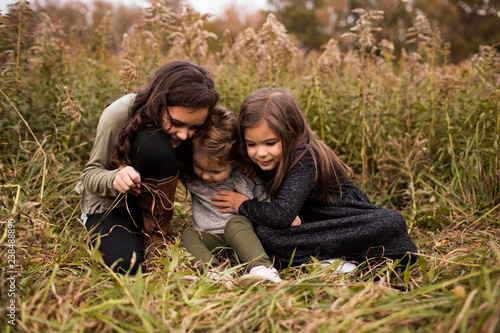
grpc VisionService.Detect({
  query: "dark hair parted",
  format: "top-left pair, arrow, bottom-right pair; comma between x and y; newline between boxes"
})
192,105 -> 238,164
112,61 -> 220,166
238,88 -> 351,202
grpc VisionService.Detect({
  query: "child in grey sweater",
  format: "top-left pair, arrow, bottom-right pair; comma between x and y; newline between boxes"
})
180,106 -> 281,283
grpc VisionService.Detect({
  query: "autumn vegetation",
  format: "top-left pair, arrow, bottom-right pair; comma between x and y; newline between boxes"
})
0,0 -> 499,332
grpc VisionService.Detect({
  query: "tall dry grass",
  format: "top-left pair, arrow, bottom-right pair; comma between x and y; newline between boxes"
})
1,1 -> 499,332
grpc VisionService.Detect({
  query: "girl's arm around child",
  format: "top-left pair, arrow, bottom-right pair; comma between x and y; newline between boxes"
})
213,147 -> 317,229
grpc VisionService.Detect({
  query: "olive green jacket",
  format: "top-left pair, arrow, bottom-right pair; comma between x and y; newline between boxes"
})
75,94 -> 136,216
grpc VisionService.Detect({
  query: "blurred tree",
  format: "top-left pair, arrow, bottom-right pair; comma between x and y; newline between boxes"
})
411,0 -> 500,62
208,4 -> 267,36
268,0 -> 329,50
33,0 -> 89,35
213,5 -> 246,36
204,5 -> 267,53
112,3 -> 145,42
268,0 -> 500,62
0,1 -> 35,81
30,0 -> 144,53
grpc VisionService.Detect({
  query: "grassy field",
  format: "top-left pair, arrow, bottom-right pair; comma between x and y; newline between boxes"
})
1,2 -> 499,332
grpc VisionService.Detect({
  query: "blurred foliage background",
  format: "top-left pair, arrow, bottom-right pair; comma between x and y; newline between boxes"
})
0,1 -> 499,331
3,0 -> 499,62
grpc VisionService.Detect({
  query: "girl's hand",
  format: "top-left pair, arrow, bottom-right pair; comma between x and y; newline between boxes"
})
291,216 -> 302,226
211,191 -> 250,214
113,165 -> 141,196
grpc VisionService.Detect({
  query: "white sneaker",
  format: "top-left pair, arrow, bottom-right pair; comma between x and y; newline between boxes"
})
206,270 -> 233,282
202,270 -> 234,289
180,270 -> 234,287
180,274 -> 198,281
240,265 -> 282,285
321,258 -> 357,273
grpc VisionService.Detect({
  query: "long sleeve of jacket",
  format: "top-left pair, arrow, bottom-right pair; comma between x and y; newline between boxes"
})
79,94 -> 135,212
81,95 -> 135,197
238,150 -> 316,229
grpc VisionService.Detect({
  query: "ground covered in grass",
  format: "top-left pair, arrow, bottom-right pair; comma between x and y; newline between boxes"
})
0,184 -> 498,332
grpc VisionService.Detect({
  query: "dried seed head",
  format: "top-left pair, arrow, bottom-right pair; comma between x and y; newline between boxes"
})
227,13 -> 299,81
219,29 -> 233,61
378,133 -> 429,177
136,0 -> 180,63
318,38 -> 342,74
378,39 -> 395,59
343,9 -> 384,50
29,13 -> 67,72
401,48 -> 427,92
232,27 -> 264,65
94,11 -> 114,51
119,59 -> 141,92
62,98 -> 84,122
171,4 -> 218,61
121,33 -> 131,58
406,14 -> 443,57
258,13 -> 298,61
343,49 -> 362,80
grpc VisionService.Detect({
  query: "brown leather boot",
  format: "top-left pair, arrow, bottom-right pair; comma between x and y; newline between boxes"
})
136,172 -> 179,250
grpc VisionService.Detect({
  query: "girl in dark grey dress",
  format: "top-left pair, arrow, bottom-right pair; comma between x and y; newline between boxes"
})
212,88 -> 418,269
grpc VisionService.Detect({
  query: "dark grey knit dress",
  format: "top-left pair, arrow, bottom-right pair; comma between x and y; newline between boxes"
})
238,148 -> 418,267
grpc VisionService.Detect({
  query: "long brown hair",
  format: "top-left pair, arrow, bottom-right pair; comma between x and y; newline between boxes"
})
238,88 -> 351,202
192,105 -> 237,164
112,61 -> 220,166
178,106 -> 238,180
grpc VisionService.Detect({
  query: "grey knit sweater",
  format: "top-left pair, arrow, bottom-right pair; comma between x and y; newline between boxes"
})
185,169 -> 268,234
239,148 -> 418,266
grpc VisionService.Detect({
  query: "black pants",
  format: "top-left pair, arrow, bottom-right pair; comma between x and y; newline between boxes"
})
85,130 -> 177,274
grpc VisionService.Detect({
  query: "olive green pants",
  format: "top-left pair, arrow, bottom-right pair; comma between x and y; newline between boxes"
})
180,215 -> 272,273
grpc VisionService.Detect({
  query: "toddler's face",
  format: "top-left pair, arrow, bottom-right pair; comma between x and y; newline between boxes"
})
193,154 -> 232,186
244,120 -> 283,171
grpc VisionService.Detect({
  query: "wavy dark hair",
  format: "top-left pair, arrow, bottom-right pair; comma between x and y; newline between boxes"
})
112,61 -> 220,167
238,88 -> 351,203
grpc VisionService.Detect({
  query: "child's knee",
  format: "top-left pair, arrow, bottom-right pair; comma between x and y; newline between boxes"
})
180,230 -> 200,247
224,215 -> 253,235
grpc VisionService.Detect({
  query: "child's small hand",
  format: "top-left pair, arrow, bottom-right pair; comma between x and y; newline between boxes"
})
211,191 -> 250,214
113,165 -> 141,196
291,216 -> 301,226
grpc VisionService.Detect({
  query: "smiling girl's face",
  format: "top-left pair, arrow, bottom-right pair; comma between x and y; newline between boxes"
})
162,106 -> 208,148
244,120 -> 283,171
